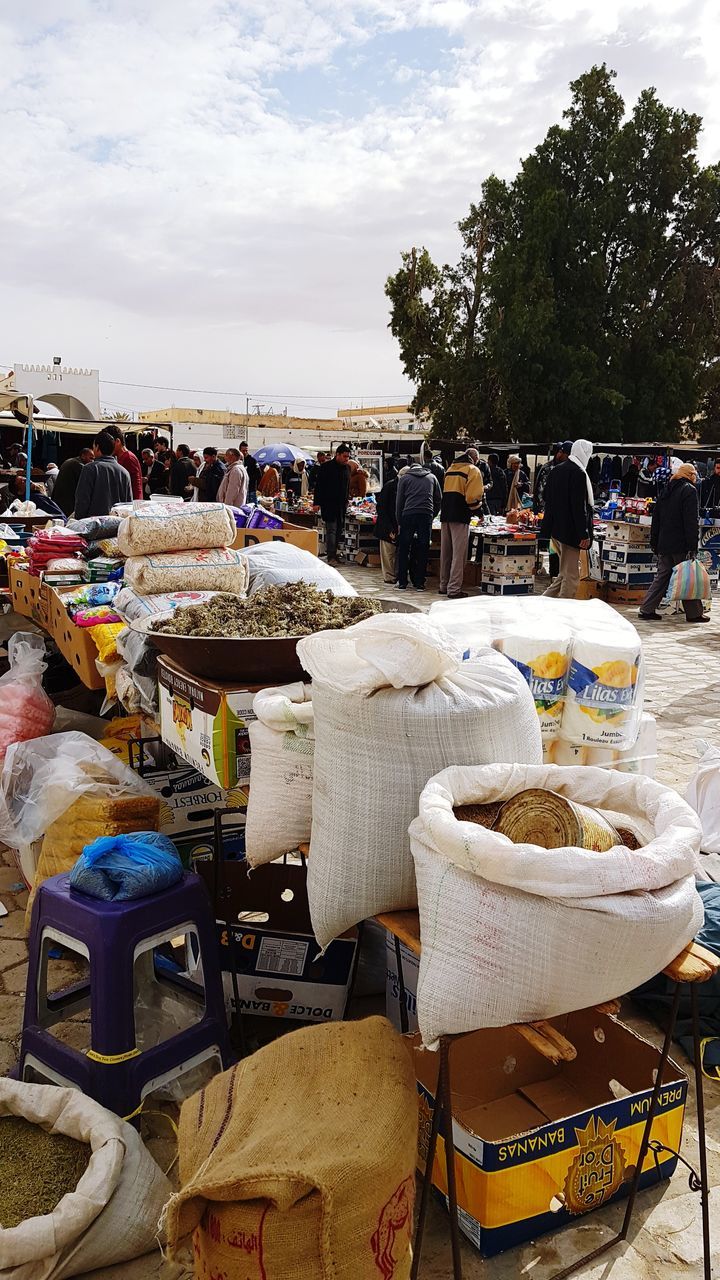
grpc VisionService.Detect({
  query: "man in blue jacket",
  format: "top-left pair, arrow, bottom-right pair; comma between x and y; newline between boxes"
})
395,460 -> 442,590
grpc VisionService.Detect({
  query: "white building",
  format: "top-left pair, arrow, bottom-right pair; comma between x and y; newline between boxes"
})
7,363 -> 100,421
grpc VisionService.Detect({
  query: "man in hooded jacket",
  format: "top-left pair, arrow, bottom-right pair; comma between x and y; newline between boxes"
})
541,439 -> 595,599
639,463 -> 707,623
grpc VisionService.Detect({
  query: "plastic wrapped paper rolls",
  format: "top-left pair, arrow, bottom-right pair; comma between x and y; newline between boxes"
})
546,712 -> 657,777
496,625 -> 572,743
562,630 -> 642,750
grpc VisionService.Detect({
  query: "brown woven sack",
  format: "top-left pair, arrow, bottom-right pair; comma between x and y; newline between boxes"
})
166,1016 -> 418,1279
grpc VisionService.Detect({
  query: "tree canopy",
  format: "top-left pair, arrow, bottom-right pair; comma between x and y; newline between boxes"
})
386,65 -> 720,444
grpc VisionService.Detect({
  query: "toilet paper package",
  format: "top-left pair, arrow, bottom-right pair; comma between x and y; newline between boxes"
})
562,629 -> 642,750
545,712 -> 657,776
496,625 -> 573,742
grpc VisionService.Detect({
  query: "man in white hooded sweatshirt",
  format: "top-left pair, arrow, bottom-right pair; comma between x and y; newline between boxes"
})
540,439 -> 595,598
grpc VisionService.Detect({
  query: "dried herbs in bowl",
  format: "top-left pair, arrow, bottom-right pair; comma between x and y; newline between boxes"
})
150,582 -> 381,639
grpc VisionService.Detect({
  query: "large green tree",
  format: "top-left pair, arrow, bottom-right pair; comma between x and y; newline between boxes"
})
386,65 -> 720,444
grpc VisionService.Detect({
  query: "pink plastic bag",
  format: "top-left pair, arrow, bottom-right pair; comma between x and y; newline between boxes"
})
0,634 -> 56,761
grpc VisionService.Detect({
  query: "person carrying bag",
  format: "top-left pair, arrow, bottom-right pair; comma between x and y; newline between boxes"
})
639,462 -> 709,623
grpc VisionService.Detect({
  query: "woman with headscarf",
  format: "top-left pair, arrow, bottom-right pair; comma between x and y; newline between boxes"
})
286,458 -> 310,501
258,464 -> 281,498
505,454 -> 529,512
540,439 -> 595,598
639,463 -> 707,623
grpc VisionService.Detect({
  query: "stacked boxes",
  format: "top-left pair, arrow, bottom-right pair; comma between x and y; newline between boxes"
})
601,522 -> 655,593
481,535 -> 536,596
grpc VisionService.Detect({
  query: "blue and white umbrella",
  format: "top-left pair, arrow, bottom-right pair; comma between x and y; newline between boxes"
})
253,443 -> 313,467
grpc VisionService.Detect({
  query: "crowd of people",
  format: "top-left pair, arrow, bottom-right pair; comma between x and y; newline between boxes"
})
1,431 -> 718,623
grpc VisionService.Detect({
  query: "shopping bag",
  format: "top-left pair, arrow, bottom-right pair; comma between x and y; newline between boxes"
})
667,557 -> 711,601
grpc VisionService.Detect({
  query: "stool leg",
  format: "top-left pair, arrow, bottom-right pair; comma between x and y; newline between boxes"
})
411,1066 -> 443,1280
438,1037 -> 463,1280
690,984 -> 712,1280
550,983 -> 682,1280
395,935 -> 409,1036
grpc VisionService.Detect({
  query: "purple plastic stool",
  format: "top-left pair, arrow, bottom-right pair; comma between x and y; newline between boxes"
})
19,870 -> 233,1119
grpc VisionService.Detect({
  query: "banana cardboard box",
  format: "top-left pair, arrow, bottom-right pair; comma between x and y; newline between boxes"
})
412,1012 -> 687,1258
100,715 -> 249,865
157,656 -> 262,789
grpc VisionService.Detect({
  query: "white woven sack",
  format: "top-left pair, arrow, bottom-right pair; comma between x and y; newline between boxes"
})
297,615 -> 542,949
245,683 -> 314,865
410,763 -> 705,1049
0,1079 -> 171,1280
117,503 -> 236,556
123,547 -> 249,596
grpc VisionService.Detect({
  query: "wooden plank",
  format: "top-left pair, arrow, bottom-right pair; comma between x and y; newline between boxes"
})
375,909 -> 421,957
663,941 -> 720,984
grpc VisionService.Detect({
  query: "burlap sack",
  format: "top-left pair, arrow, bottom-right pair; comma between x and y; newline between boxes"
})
165,1017 -> 418,1279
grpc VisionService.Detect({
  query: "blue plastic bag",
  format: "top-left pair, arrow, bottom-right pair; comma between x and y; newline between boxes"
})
69,830 -> 182,901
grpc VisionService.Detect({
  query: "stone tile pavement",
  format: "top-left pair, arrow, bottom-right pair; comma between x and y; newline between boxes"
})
0,569 -> 719,1277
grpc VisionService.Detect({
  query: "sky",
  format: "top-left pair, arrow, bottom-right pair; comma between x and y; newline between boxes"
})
0,1 -> 718,419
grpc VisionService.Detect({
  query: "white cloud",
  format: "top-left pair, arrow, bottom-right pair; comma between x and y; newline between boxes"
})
0,0 -> 715,415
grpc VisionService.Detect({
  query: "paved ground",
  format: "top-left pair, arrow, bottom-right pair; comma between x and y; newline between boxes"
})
1,570 -> 719,1278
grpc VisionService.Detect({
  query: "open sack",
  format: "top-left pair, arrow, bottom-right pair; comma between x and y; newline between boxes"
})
0,1080 -> 170,1280
410,763 -> 704,1049
297,614 -> 542,950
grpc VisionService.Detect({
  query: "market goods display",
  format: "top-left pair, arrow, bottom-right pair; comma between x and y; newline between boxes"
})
0,1116 -> 90,1228
297,613 -> 542,949
564,628 -> 641,749
0,732 -> 160,919
165,1017 -> 417,1280
240,540 -> 357,596
0,1079 -> 171,1280
151,582 -> 379,638
123,546 -> 249,596
0,634 -> 55,762
409,763 -> 704,1048
429,595 -> 644,750
494,788 -> 622,850
27,528 -> 86,576
496,624 -> 573,742
245,683 -> 314,865
117,501 -> 236,556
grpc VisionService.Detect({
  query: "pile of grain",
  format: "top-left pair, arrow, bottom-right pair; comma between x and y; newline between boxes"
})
151,582 -> 380,639
0,1115 -> 91,1227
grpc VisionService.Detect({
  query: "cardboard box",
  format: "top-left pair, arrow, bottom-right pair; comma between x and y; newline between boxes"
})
481,579 -> 534,595
604,567 -> 655,585
101,720 -> 250,865
48,588 -> 105,690
157,656 -> 261,789
482,553 -> 537,576
385,934 -> 420,1033
412,1012 -> 687,1258
603,522 -> 652,546
234,517 -> 318,555
9,562 -> 51,627
483,538 -> 536,558
602,544 -> 656,566
197,856 -> 358,1023
575,580 -> 608,600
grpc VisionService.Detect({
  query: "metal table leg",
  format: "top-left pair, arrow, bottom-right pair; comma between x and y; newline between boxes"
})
691,984 -> 712,1280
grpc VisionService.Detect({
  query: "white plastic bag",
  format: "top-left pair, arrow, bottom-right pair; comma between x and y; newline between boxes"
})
244,683 -> 314,866
0,1079 -> 171,1280
410,763 -> 704,1048
239,542 -> 357,596
0,731 -> 159,851
686,739 -> 720,854
297,615 -> 542,949
0,633 -> 56,761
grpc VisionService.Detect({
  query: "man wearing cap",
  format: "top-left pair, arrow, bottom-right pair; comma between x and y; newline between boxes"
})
314,443 -> 351,564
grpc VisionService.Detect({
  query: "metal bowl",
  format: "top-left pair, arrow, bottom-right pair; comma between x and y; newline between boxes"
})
141,595 -> 421,684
